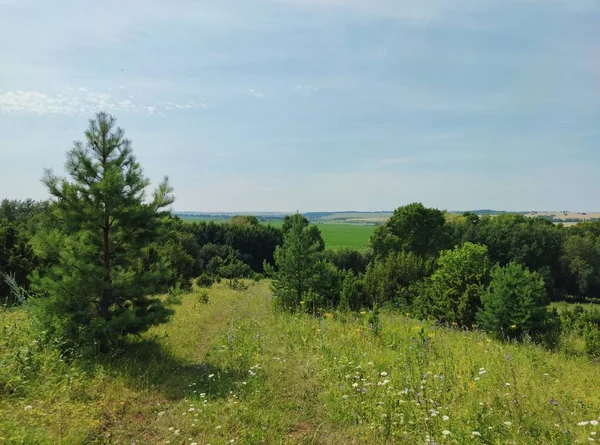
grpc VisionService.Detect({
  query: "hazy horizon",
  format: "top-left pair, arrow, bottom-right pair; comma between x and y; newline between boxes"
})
1,0 -> 598,212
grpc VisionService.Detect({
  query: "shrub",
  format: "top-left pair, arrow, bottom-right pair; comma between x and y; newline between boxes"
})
339,271 -> 363,311
477,262 -> 554,343
195,273 -> 214,288
197,289 -> 210,305
363,251 -> 434,309
412,243 -> 490,327
584,325 -> 600,358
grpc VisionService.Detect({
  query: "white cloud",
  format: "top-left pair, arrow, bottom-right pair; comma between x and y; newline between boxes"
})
0,89 -> 207,115
247,88 -> 266,99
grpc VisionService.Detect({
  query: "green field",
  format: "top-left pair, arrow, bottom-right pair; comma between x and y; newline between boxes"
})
262,221 -> 374,250
180,217 -> 375,250
3,281 -> 600,443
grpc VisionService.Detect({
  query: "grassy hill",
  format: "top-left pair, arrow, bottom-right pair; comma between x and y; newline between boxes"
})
2,282 -> 600,443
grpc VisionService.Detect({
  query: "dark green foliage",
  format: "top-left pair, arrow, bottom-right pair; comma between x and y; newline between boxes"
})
456,215 -> 565,297
412,243 -> 490,327
195,273 -> 214,288
282,214 -> 325,251
324,248 -> 370,275
363,251 -> 435,309
477,263 -> 554,343
197,288 -> 210,304
219,255 -> 252,289
0,199 -> 47,303
272,217 -> 324,311
370,203 -> 449,258
188,221 -> 282,273
30,112 -> 175,350
339,271 -> 364,311
560,234 -> 600,298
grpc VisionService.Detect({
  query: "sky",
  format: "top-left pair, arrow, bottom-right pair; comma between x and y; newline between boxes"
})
0,0 -> 599,213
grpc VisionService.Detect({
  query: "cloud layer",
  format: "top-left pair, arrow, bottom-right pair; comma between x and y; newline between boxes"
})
0,88 -> 206,115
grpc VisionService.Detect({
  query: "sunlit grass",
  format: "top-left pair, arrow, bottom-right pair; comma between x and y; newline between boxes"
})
2,282 -> 600,443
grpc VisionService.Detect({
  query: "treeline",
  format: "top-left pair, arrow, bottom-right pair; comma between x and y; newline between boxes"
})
269,203 -> 600,353
2,112 -> 600,356
0,203 -> 281,298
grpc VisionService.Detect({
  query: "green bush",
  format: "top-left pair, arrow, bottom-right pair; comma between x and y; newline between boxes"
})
477,262 -> 555,344
584,325 -> 600,358
339,271 -> 363,311
197,289 -> 210,305
195,273 -> 214,288
412,242 -> 490,327
363,251 -> 434,309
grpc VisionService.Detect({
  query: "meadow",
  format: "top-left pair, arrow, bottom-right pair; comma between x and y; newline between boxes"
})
2,281 -> 600,444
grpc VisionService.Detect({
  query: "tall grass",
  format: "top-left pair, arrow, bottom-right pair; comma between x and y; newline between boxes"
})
1,282 -> 599,443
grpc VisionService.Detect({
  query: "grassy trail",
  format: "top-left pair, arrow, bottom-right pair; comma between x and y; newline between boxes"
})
3,282 -> 600,443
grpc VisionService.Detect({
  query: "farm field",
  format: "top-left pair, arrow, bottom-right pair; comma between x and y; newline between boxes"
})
2,281 -> 600,444
180,217 -> 375,250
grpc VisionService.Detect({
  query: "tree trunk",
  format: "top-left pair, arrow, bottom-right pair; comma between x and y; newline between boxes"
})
99,215 -> 111,320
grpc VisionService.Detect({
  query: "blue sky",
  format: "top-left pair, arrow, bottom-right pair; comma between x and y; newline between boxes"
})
0,0 -> 599,212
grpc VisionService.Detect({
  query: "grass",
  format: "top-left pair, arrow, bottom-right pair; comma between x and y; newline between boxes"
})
2,282 -> 600,443
180,216 -> 375,250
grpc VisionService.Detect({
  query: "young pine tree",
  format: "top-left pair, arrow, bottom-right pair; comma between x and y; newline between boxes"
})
477,262 -> 556,344
272,216 -> 324,311
31,112 -> 175,350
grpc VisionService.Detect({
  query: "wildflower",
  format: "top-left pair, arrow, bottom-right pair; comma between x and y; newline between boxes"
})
158,411 -> 166,416
360,311 -> 367,315
324,313 -> 333,319
300,300 -> 305,305
504,383 -> 511,387
510,324 -> 517,329
442,415 -> 450,421
442,430 -> 451,436
591,421 -> 599,426
380,372 -> 388,377
208,374 -> 215,379
589,439 -> 595,442
549,398 -> 559,406
200,393 -> 206,398
352,383 -> 359,388
342,395 -> 349,400
174,430 -> 181,435
168,427 -> 174,431
479,368 -> 487,375
504,422 -> 512,426
249,370 -> 256,376
471,431 -> 481,437
579,422 -> 590,426
216,425 -> 222,429
24,405 -> 33,411
451,322 -> 458,327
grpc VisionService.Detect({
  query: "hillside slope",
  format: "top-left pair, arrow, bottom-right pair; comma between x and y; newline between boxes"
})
2,282 -> 600,443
